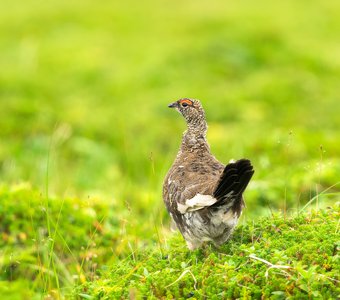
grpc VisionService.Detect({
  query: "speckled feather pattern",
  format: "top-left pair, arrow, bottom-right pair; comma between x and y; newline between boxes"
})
163,99 -> 254,250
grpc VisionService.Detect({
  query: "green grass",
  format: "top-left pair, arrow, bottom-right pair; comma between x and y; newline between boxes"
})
73,206 -> 340,299
0,0 -> 340,298
0,185 -> 339,299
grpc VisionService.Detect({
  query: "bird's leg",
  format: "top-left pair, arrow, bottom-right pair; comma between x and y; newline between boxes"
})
186,240 -> 202,251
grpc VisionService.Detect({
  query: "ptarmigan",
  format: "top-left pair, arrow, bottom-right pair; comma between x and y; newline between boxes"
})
163,98 -> 254,250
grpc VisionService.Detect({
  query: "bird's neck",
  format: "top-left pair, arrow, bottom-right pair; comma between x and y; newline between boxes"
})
181,121 -> 209,152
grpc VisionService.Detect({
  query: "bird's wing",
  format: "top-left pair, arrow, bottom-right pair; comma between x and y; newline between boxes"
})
175,180 -> 218,214
174,159 -> 254,215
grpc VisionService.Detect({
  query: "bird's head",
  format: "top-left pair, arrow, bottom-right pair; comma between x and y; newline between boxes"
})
168,98 -> 206,129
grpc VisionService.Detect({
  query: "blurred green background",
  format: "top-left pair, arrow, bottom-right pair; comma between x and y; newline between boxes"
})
1,0 -> 340,215
1,0 -> 340,297
1,0 -> 340,216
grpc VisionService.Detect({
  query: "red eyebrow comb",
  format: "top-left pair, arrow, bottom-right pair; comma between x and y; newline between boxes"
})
179,99 -> 193,106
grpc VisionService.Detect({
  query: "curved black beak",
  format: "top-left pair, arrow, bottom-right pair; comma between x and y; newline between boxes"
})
168,102 -> 178,108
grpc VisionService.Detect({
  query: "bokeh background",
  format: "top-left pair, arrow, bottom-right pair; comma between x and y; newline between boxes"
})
0,0 -> 340,297
2,0 -> 339,212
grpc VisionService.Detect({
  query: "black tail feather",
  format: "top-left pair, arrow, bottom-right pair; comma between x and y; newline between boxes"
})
212,159 -> 254,208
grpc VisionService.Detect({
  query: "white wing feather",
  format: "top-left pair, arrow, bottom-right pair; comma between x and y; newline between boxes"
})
177,193 -> 218,214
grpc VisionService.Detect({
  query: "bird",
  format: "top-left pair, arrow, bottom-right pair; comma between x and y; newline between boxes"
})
163,98 -> 254,250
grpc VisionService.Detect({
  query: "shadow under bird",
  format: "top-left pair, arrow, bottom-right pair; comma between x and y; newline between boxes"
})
163,98 -> 254,250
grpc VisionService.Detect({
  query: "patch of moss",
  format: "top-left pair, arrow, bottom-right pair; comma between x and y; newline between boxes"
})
73,206 -> 339,299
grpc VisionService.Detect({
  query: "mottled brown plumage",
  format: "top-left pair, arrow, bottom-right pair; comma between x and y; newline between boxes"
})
163,98 -> 254,250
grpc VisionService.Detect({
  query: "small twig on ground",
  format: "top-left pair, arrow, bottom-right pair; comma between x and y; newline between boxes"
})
249,254 -> 291,279
317,273 -> 340,283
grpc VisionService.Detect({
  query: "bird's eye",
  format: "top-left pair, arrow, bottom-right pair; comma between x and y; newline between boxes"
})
181,103 -> 188,107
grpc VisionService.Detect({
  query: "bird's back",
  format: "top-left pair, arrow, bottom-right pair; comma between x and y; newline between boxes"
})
163,149 -> 224,211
